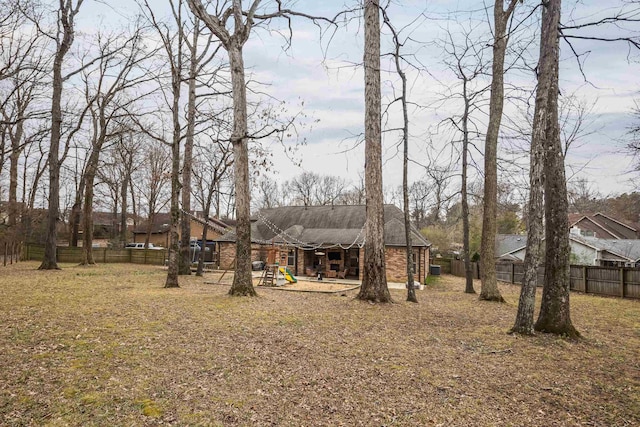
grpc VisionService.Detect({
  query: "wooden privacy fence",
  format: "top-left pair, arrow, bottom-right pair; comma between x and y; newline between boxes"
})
24,245 -> 167,265
0,240 -> 22,266
449,259 -> 640,300
431,257 -> 453,274
450,259 -> 481,279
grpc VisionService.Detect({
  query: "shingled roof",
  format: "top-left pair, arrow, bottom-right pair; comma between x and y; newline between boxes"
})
216,205 -> 431,248
495,234 -> 527,257
568,212 -> 639,239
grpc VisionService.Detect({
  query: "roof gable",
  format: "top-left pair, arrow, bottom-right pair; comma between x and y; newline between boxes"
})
495,234 -> 527,256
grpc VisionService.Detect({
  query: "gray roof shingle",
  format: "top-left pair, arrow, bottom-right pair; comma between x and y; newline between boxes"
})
217,205 -> 430,248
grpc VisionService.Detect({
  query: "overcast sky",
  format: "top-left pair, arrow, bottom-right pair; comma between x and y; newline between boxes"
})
90,0 -> 640,199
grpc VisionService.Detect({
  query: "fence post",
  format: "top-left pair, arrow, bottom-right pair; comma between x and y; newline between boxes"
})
510,263 -> 515,284
103,248 -> 107,264
583,266 -> 588,294
620,267 -> 625,298
3,242 -> 6,266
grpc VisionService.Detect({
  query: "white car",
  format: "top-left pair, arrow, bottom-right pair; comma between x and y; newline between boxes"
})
125,243 -> 163,250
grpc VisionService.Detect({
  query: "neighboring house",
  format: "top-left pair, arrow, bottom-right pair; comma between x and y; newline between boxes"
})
0,204 -> 55,244
568,212 -> 640,239
72,211 -> 138,247
495,234 -> 640,267
132,212 -> 229,248
570,235 -> 640,267
215,205 -> 432,283
495,234 -> 528,262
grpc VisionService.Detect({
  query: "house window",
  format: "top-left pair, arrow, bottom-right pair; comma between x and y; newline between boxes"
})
287,249 -> 295,266
412,252 -> 417,274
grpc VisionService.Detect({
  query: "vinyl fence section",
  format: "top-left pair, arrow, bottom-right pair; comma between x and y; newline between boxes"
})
25,245 -> 167,266
449,259 -> 640,300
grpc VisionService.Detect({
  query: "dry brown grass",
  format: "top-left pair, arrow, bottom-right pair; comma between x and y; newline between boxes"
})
1,262 -> 639,426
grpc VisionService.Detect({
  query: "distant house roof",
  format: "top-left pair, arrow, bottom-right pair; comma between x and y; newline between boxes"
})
568,212 -> 639,239
497,233 -> 640,263
216,205 -> 431,248
133,211 -> 230,235
495,234 -> 527,258
572,235 -> 640,262
133,212 -> 172,234
181,211 -> 230,235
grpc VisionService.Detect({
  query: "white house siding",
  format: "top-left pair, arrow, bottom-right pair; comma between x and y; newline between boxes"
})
569,240 -> 598,265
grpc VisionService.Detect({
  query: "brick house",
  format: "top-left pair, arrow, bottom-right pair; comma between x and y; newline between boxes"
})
216,205 -> 431,283
132,212 -> 229,248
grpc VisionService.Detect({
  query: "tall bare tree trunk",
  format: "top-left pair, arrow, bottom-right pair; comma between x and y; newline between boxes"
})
81,156 -> 99,265
227,42 -> 255,296
511,122 -> 544,334
8,116 -> 23,228
382,8 -> 415,302
534,0 -> 579,338
164,62 -> 182,288
69,190 -> 83,247
479,0 -> 518,301
179,26 -> 200,276
510,1 -> 554,335
357,0 -> 390,303
120,170 -> 130,245
461,78 -> 475,294
401,82 -> 416,304
40,1 -> 82,270
188,0 -> 258,296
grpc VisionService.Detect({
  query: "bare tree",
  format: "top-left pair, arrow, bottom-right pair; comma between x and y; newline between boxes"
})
38,0 -> 84,270
192,134 -> 233,276
188,0 -> 343,296
534,0 -> 579,338
288,171 -> 320,207
178,6 -> 222,275
441,20 -> 490,294
139,0 -> 188,287
380,6 -> 416,302
628,101 -> 640,172
357,0 -> 390,303
254,177 -> 281,209
187,0 -> 263,296
80,27 -> 152,265
337,173 -> 365,206
408,180 -> 430,230
1,5 -> 48,234
96,130 -> 140,245
315,175 -> 347,206
1,66 -> 46,229
510,2 -> 555,335
479,0 -> 520,302
136,140 -> 171,248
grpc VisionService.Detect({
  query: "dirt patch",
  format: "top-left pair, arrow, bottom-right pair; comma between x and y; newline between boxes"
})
1,262 -> 639,426
259,279 -> 360,293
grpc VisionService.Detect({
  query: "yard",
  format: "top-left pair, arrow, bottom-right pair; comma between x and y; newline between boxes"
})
1,262 -> 639,426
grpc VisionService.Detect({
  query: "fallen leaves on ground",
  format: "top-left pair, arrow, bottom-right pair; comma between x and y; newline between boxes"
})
0,262 -> 638,426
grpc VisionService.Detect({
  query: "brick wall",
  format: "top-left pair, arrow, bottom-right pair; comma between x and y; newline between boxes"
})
218,242 -> 279,269
220,242 -> 430,282
218,242 -> 235,268
384,246 -> 429,283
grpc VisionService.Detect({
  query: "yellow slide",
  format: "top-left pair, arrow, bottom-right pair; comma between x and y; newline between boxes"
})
279,267 -> 297,283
